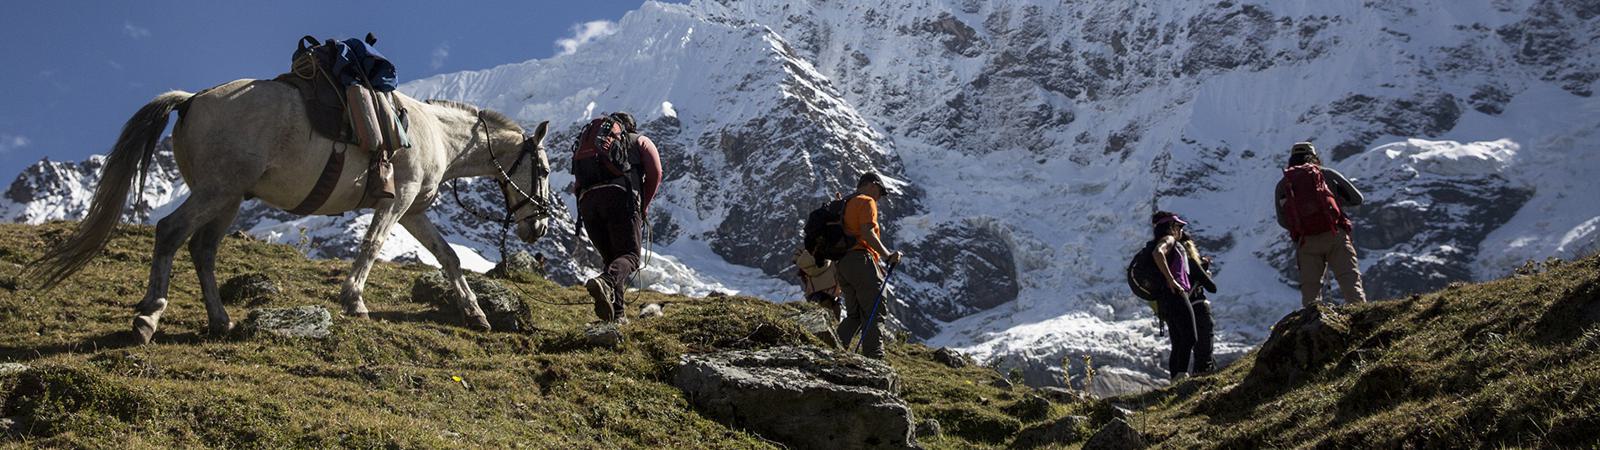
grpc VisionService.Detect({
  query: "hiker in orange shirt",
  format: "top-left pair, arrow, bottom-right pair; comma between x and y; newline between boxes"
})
835,172 -> 902,359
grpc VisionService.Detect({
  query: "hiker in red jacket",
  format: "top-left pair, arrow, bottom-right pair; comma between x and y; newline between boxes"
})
1275,142 -> 1367,308
573,112 -> 662,322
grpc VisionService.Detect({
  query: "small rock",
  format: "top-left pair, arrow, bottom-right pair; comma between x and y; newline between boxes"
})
916,418 -> 943,438
0,362 -> 27,376
1012,415 -> 1090,448
1003,394 -> 1052,421
584,323 -> 624,348
411,272 -> 530,332
219,273 -> 280,306
1083,418 -> 1146,450
228,230 -> 256,241
990,376 -> 1015,390
639,303 -> 664,319
1110,405 -> 1136,421
933,347 -> 969,368
787,309 -> 839,348
241,306 -> 332,339
1037,386 -> 1088,404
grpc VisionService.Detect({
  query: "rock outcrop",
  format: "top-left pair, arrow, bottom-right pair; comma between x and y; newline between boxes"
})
672,346 -> 916,449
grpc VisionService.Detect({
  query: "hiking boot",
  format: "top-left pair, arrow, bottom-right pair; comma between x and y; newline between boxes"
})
585,276 -> 616,321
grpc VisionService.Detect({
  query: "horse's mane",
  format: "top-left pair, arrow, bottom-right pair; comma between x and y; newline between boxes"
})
425,99 -> 523,134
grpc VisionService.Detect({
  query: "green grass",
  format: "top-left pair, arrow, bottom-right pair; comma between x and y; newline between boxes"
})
0,223 -> 1102,449
1127,253 -> 1600,448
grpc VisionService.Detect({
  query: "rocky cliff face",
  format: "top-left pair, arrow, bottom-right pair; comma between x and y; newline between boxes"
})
4,0 -> 1596,386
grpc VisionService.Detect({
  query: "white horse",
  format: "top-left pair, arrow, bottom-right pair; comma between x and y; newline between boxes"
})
30,79 -> 556,343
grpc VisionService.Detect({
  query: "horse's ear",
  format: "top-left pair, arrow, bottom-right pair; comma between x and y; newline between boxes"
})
531,121 -> 550,145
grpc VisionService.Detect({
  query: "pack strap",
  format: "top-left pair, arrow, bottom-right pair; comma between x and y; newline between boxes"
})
289,147 -> 346,215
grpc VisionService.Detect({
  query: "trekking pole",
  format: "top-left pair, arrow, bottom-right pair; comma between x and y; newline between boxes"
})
853,261 -> 899,353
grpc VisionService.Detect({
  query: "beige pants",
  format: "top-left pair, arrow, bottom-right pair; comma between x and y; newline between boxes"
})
1296,231 -> 1368,307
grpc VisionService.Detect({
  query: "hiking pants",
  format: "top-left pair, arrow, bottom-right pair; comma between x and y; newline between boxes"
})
579,187 -> 641,316
1159,290 -> 1213,378
1296,231 -> 1368,307
835,250 -> 886,358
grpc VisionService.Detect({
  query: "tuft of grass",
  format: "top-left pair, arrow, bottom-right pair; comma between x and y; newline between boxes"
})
0,223 -> 1105,448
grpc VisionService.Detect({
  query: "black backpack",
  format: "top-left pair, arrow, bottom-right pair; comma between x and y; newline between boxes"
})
571,117 -> 638,192
803,198 -> 855,263
1126,240 -> 1164,311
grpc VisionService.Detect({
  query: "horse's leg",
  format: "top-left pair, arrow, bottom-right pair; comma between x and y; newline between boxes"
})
398,212 -> 490,330
133,194 -> 234,344
338,200 -> 406,319
189,196 -> 243,335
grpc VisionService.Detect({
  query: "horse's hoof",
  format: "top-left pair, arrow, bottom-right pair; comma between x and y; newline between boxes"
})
207,321 -> 235,336
132,315 -> 158,345
466,314 -> 491,332
345,310 -> 370,320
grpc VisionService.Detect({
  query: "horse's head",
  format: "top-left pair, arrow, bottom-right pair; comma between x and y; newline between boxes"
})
502,120 -> 553,243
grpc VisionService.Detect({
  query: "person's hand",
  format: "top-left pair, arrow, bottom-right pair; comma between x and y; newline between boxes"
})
1167,279 -> 1183,294
886,251 -> 903,266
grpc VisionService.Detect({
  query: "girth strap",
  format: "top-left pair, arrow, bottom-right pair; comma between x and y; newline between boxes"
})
290,149 -> 346,215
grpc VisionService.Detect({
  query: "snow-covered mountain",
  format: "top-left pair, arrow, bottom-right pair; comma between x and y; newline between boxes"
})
6,0 -> 1598,391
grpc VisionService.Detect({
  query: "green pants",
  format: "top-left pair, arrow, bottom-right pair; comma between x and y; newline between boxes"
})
835,250 -> 886,358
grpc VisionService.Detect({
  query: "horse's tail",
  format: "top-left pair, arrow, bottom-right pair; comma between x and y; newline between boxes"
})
30,90 -> 193,291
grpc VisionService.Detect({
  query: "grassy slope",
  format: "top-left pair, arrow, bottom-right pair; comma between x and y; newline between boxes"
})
0,223 -> 1100,449
1129,253 -> 1600,448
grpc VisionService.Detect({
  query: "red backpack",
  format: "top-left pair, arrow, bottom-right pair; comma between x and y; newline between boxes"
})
570,116 -> 637,192
1278,163 -> 1351,241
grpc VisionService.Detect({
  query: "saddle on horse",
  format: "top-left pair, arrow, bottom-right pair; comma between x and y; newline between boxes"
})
273,34 -> 410,206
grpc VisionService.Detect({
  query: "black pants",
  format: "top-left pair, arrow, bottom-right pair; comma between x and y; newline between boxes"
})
578,187 -> 641,314
1160,290 -> 1216,377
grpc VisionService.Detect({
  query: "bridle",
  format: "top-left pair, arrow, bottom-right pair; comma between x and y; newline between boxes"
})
450,112 -> 559,232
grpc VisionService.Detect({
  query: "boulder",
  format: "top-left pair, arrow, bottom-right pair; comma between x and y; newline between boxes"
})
933,347 -> 969,368
411,272 -> 530,332
787,309 -> 839,348
584,323 -> 624,348
219,273 -> 279,306
1245,304 -> 1351,387
487,251 -> 543,281
673,346 -> 916,449
1011,415 -> 1090,449
1083,418 -> 1145,450
0,362 -> 27,376
241,306 -> 332,339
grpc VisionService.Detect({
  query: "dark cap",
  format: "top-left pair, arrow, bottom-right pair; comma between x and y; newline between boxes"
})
1290,142 -> 1317,157
857,172 -> 898,195
608,112 -> 636,133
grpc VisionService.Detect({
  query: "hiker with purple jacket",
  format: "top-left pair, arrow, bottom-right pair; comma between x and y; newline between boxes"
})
1149,211 -> 1216,379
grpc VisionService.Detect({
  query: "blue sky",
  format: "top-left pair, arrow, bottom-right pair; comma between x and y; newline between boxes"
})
0,0 -> 663,178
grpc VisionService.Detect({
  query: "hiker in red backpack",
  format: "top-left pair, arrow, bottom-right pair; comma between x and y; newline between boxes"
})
1275,142 -> 1367,308
572,112 -> 663,322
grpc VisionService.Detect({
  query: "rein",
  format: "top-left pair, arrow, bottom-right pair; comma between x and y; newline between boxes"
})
447,112 -> 559,251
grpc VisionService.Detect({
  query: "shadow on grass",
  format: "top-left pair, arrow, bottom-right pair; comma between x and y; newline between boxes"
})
0,330 -> 137,361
